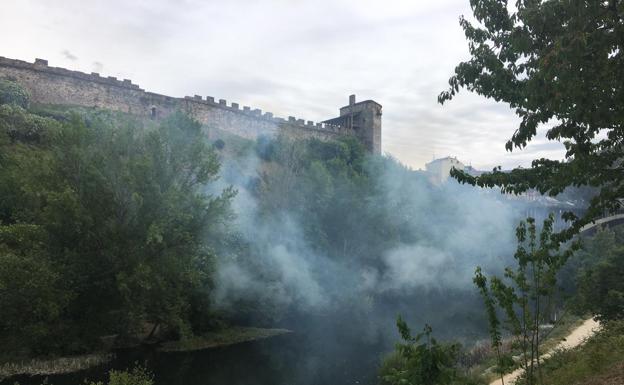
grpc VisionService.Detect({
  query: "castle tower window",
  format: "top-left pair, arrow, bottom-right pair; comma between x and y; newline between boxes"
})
150,107 -> 157,118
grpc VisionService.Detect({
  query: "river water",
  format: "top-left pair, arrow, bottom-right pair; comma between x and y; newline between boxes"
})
4,330 -> 386,385
4,291 -> 490,385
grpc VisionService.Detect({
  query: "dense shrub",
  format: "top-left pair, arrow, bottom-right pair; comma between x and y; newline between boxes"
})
0,105 -> 233,356
379,316 -> 484,385
574,228 -> 624,322
0,79 -> 29,108
89,366 -> 154,385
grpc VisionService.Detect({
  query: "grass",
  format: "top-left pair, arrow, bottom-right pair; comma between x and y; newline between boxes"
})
378,350 -> 488,385
468,313 -> 587,384
0,353 -> 114,382
158,326 -> 292,352
517,320 -> 624,385
539,312 -> 587,353
463,338 -> 518,384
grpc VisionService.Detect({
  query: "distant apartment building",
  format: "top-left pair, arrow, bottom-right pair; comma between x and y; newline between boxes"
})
425,156 -> 465,185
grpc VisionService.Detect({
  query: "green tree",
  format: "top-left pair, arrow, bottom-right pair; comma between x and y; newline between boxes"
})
474,215 -> 578,385
439,0 -> 624,241
0,86 -> 234,355
473,267 -> 511,385
256,135 -> 382,261
574,228 -> 624,322
0,249 -> 70,355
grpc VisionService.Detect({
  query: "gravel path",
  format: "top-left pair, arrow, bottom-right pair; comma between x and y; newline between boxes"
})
488,318 -> 601,385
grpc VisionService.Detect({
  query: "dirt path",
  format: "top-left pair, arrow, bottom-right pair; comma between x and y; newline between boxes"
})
488,318 -> 601,385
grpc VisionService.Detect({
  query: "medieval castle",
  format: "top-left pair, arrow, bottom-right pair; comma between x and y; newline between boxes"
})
0,56 -> 382,153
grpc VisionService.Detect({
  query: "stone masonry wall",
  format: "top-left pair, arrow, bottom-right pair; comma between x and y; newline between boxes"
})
0,56 -> 352,144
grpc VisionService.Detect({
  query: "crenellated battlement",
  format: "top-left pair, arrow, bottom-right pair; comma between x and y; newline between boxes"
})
180,93 -> 347,134
0,56 -> 144,91
0,56 -> 381,152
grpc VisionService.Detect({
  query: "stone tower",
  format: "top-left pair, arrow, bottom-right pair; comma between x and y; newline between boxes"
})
323,95 -> 382,154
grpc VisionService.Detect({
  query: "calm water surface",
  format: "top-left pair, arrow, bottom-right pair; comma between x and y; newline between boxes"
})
4,331 -> 385,385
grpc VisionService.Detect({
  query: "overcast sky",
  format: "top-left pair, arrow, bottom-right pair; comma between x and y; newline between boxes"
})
0,0 -> 566,170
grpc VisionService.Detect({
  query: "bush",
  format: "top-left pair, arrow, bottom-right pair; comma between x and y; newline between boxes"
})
379,316 -> 485,385
89,366 -> 154,385
0,79 -> 29,108
255,134 -> 276,160
0,104 -> 60,143
0,250 -> 71,356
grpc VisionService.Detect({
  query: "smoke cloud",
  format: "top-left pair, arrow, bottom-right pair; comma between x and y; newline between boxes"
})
206,137 -> 523,338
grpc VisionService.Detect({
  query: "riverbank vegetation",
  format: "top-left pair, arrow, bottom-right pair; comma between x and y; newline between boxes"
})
158,326 -> 291,352
0,353 -> 114,382
376,225 -> 624,385
1,75 -> 494,376
88,366 -> 154,385
0,79 -> 235,360
2,1 -> 623,381
3,74 -> 622,384
379,318 -> 484,385
2,77 -> 504,383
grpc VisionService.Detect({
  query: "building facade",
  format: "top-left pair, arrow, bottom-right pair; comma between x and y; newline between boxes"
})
425,156 -> 465,184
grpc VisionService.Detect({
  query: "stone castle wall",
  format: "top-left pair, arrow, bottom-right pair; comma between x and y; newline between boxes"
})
0,56 -> 357,145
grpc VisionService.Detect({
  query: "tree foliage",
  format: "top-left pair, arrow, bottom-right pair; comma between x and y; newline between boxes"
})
0,82 -> 234,356
0,78 -> 29,108
228,133 -> 510,331
474,215 -> 578,385
256,135 -> 430,266
89,366 -> 154,385
380,317 -> 465,385
574,226 -> 624,322
440,0 -> 624,241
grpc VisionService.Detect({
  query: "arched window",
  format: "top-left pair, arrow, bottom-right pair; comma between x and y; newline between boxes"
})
150,106 -> 157,118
